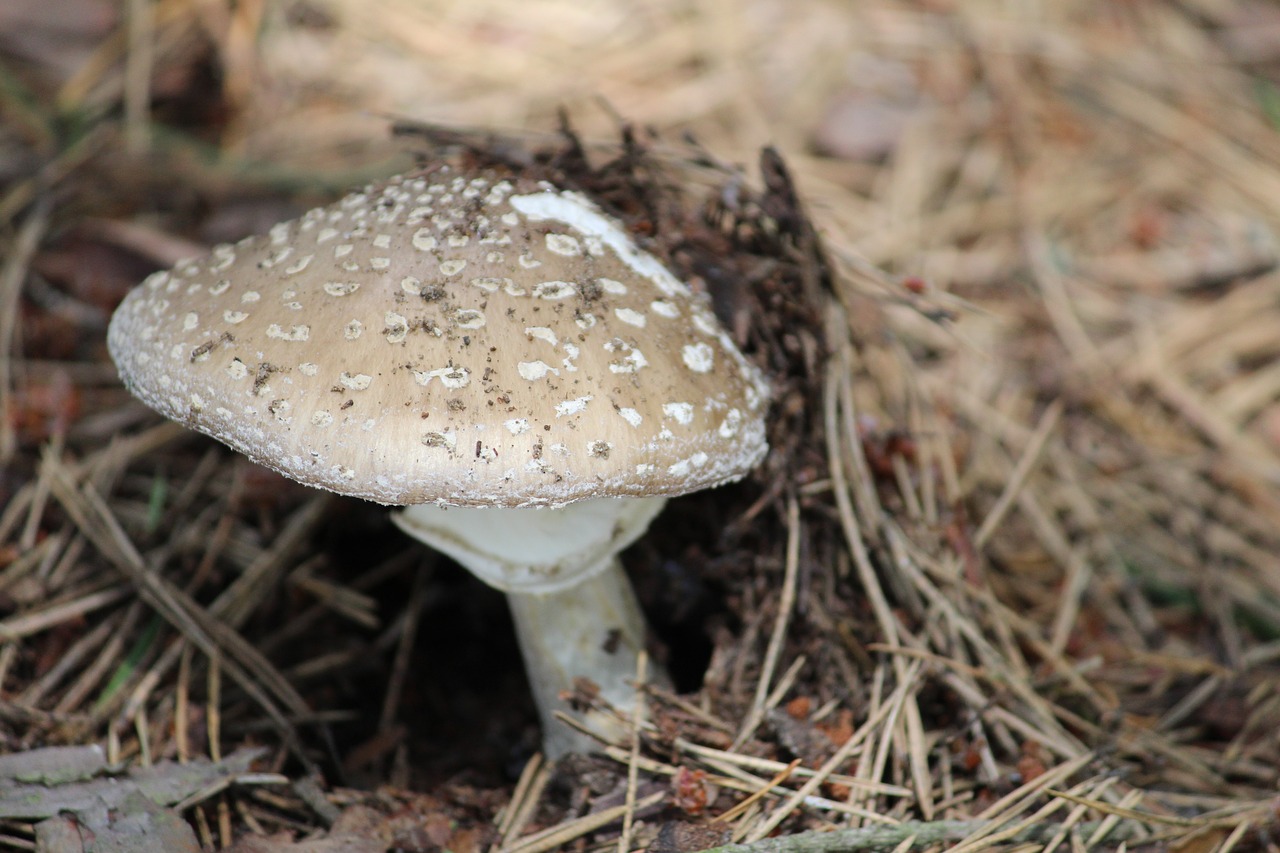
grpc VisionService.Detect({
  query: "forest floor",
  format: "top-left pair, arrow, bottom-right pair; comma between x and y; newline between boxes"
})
2,1 -> 1280,851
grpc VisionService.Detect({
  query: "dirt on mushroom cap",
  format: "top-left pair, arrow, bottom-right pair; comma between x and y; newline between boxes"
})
107,164 -> 770,508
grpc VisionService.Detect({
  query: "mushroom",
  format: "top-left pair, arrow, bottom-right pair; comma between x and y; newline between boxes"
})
107,164 -> 769,758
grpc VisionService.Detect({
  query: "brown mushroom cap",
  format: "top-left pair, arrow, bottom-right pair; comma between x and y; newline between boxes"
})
108,165 -> 769,508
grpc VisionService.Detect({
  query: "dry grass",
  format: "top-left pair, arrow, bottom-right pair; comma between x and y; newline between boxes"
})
3,0 -> 1280,850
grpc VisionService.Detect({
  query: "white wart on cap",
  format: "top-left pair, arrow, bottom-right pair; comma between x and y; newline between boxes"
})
108,165 -> 769,508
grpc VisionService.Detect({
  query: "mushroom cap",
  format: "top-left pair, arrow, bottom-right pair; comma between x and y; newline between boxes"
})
108,165 -> 769,508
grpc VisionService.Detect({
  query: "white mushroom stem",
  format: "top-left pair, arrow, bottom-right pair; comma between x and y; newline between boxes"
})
393,497 -> 670,758
506,556 -> 656,758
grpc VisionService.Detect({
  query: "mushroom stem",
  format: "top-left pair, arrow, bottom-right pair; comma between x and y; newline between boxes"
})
393,497 -> 670,757
507,556 -> 665,758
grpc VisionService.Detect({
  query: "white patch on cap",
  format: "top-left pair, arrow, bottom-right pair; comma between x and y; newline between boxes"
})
561,342 -> 580,372
509,190 -> 688,298
555,395 -> 592,417
299,362 -> 318,376
311,411 -> 334,426
545,233 -> 581,256
605,339 -> 648,374
421,430 -> 457,450
384,312 -> 408,343
209,249 -> 236,272
453,309 -> 486,329
518,360 -> 559,381
505,418 -> 531,435
267,324 -> 310,341
413,366 -> 470,389
615,307 -> 646,328
344,320 -> 363,340
599,278 -> 627,295
260,247 -> 291,268
533,280 -> 575,300
401,276 -> 422,295
284,254 -> 313,276
663,402 -> 694,424
324,281 -> 360,296
682,342 -> 714,373
227,359 -> 249,380
692,312 -> 720,337
525,326 -> 558,346
182,312 -> 199,331
412,229 -> 438,251
719,408 -> 743,438
439,259 -> 467,276
650,300 -> 679,318
618,407 -> 642,427
339,372 -> 372,391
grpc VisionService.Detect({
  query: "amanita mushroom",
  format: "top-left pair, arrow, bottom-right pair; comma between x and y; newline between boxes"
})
107,164 -> 769,757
